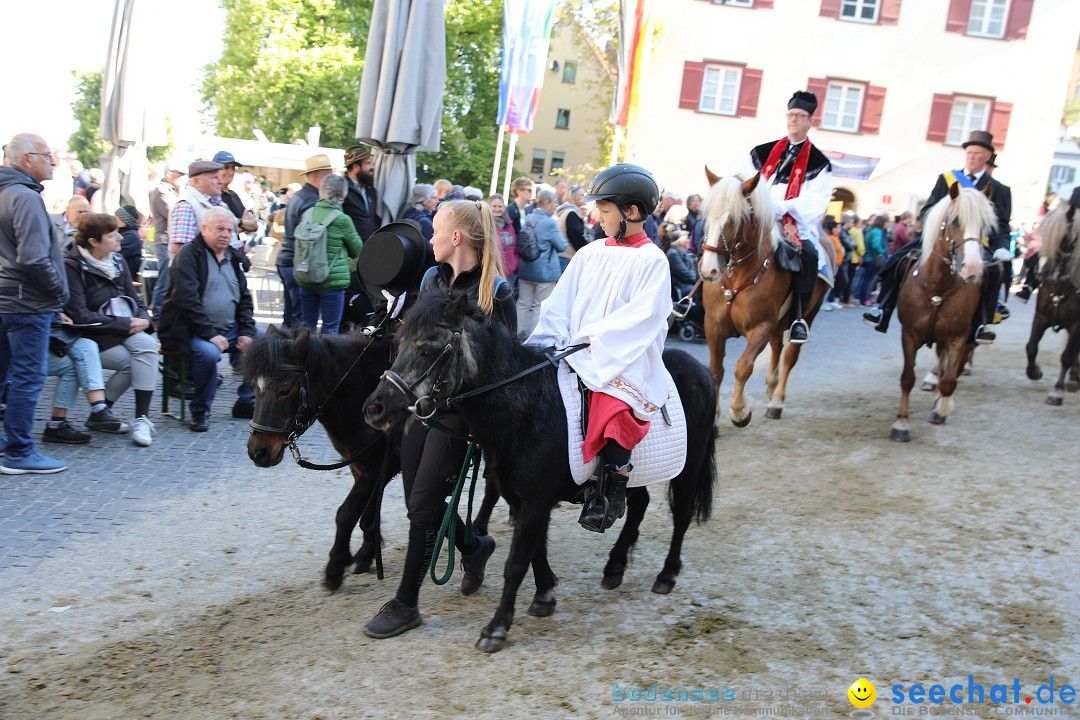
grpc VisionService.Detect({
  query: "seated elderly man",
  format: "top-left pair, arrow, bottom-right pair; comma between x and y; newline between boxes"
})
158,207 -> 257,432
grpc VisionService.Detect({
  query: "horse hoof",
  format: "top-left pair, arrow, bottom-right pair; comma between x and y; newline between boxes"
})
731,412 -> 752,428
928,411 -> 947,425
765,407 -> 782,420
1027,367 -> 1043,381
528,597 -> 557,617
889,428 -> 911,443
920,382 -> 937,392
601,574 -> 624,590
1046,396 -> 1064,406
352,558 -> 373,575
322,574 -> 344,592
652,576 -> 676,594
476,628 -> 507,653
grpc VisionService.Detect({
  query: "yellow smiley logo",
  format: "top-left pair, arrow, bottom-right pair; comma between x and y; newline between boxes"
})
848,678 -> 876,708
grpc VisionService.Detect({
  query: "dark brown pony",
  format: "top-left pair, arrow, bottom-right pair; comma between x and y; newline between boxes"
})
1024,202 -> 1080,405
698,169 -> 833,425
890,182 -> 996,442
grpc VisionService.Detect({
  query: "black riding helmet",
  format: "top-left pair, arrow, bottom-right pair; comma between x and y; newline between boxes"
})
583,163 -> 659,242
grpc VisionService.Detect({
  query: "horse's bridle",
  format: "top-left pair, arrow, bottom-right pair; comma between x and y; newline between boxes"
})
701,202 -> 772,304
380,330 -> 462,421
247,362 -> 316,439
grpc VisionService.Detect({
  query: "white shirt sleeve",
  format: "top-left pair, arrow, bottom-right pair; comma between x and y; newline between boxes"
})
774,166 -> 832,229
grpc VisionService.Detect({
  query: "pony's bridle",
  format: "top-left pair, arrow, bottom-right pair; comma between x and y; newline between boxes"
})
380,330 -> 462,421
701,198 -> 772,304
247,362 -> 319,440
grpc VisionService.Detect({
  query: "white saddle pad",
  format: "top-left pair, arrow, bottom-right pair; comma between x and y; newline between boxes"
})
557,362 -> 687,487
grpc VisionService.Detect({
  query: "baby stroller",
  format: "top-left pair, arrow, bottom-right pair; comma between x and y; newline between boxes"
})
671,281 -> 706,342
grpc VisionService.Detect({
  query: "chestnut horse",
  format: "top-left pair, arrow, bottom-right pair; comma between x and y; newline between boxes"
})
698,170 -> 833,425
890,182 -> 996,442
1024,202 -> 1080,405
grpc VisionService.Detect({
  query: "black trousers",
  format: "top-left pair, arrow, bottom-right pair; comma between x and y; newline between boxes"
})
401,414 -> 470,530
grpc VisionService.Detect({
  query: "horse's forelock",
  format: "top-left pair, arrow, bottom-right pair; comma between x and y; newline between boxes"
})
1038,206 -> 1080,286
702,174 -> 774,244
920,187 -> 996,268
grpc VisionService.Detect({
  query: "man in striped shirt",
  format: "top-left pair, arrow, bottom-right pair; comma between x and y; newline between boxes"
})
167,160 -> 224,259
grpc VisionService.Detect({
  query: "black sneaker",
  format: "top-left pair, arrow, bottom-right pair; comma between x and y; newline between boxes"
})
86,408 -> 129,433
363,599 -> 422,639
460,535 -> 495,596
43,420 -> 92,444
1015,286 -> 1032,303
975,325 -> 996,345
189,412 -> 209,432
231,401 -> 255,419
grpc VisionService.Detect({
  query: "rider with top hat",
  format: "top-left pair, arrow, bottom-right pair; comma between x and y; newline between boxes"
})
737,90 -> 834,344
864,129 -> 1012,344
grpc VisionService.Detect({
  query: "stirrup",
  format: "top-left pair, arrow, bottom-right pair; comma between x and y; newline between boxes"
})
788,319 -> 809,344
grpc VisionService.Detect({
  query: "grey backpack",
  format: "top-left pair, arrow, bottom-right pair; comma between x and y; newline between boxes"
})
293,208 -> 343,284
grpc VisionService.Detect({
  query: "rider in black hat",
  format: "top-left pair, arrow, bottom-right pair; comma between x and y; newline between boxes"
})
738,90 -> 834,344
864,130 -> 1013,344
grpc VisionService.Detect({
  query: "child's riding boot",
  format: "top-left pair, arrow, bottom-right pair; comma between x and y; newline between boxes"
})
579,463 -> 631,533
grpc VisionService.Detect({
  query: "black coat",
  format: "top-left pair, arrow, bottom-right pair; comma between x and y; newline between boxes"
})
63,247 -> 153,352
157,235 -> 255,353
343,176 -> 380,241
919,171 -> 1011,253
118,226 -> 143,279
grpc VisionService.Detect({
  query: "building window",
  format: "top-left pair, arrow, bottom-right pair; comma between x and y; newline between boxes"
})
840,0 -> 878,22
550,151 -> 566,174
699,65 -> 742,116
531,149 -> 546,175
821,82 -> 865,133
967,0 -> 1010,39
946,97 -> 990,145
715,0 -> 753,6
562,61 -> 577,84
1050,166 -> 1076,185
555,108 -> 571,129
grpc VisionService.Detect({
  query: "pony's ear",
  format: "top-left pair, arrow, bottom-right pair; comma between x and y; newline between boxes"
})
949,181 -> 960,200
290,328 -> 311,361
444,292 -> 469,326
266,323 -> 283,337
982,182 -> 993,199
1068,203 -> 1076,223
741,173 -> 760,196
705,165 -> 721,187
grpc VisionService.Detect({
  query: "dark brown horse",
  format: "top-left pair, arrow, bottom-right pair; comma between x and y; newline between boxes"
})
890,182 -> 996,442
698,170 -> 833,425
1025,202 -> 1080,405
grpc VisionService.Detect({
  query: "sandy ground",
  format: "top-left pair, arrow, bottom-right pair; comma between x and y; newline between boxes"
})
1,299 -> 1078,720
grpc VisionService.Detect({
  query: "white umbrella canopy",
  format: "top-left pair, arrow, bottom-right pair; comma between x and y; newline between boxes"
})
99,0 -> 167,216
355,0 -> 447,224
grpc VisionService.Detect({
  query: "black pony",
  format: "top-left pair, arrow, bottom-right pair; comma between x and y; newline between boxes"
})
242,325 -> 506,590
363,291 -> 718,652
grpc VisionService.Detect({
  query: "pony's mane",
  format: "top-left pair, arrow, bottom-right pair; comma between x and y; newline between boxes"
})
1037,206 -> 1080,286
243,325 -> 382,394
920,186 -> 998,266
701,174 -> 777,251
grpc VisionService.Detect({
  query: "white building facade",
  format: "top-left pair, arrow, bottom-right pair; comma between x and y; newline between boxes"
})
628,0 -> 1080,224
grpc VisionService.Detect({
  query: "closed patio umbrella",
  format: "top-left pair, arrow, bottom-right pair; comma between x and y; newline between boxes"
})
99,0 -> 167,216
355,0 -> 446,225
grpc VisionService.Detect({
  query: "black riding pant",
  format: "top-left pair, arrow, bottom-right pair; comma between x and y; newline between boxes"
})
401,413 -> 470,530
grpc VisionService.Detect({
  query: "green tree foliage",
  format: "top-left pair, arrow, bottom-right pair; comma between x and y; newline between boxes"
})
201,0 -> 373,150
416,0 -> 503,187
69,69 -> 173,167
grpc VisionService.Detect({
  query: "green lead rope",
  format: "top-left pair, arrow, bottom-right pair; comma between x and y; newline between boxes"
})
426,418 -> 483,585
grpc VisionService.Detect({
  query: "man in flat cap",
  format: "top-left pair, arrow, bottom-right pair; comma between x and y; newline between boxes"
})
865,129 -> 1012,344
167,160 -> 225,260
738,90 -> 833,344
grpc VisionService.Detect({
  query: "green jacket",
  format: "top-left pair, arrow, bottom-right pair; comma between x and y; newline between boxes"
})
297,199 -> 364,290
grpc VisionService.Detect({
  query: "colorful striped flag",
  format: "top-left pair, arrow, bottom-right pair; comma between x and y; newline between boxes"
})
611,0 -> 655,129
497,0 -> 557,133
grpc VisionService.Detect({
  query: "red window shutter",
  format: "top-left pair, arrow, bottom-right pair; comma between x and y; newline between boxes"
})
879,0 -> 902,25
926,93 -> 954,143
755,0 -> 775,8
988,101 -> 1012,148
819,0 -> 841,19
806,77 -> 828,128
945,0 -> 972,33
1004,0 -> 1034,39
679,61 -> 705,111
860,85 -> 887,135
738,68 -> 764,118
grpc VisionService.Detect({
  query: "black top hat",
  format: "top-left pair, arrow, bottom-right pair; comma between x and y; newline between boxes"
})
358,221 -> 431,295
961,130 -> 996,152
